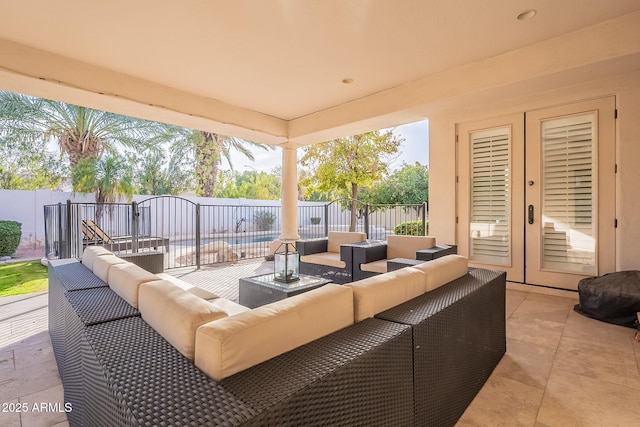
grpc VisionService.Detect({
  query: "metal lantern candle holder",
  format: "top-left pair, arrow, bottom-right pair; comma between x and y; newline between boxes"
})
274,241 -> 300,283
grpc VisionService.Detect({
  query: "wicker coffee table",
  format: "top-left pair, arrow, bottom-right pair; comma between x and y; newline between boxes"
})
239,273 -> 331,308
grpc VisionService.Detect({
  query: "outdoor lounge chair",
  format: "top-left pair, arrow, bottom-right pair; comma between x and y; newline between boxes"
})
297,231 -> 367,284
353,235 -> 457,281
82,219 -> 170,253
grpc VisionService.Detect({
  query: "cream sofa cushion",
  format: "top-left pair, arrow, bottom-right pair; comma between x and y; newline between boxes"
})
413,255 -> 469,291
360,259 -> 388,273
138,280 -> 228,360
327,231 -> 366,253
387,235 -> 436,260
156,273 -> 220,300
155,272 -> 247,314
209,298 -> 250,317
92,254 -> 127,283
195,284 -> 354,380
346,267 -> 427,322
81,246 -> 112,270
107,263 -> 159,308
300,252 -> 346,269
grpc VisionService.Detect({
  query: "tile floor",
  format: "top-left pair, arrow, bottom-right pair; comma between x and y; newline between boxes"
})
0,261 -> 638,426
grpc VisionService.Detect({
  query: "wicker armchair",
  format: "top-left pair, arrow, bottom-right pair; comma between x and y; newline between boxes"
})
297,231 -> 366,284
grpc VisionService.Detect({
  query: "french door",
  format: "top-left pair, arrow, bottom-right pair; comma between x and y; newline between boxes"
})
457,97 -> 615,290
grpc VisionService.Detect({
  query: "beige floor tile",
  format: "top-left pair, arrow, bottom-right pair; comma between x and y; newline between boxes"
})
14,338 -> 56,370
0,398 -> 22,427
537,368 -> 640,427
563,310 -> 635,350
457,374 -> 544,427
506,316 -> 565,350
52,422 -> 70,427
505,290 -> 527,318
507,283 -> 578,300
0,359 -> 62,402
492,338 -> 556,389
524,292 -> 577,307
19,384 -> 69,427
510,297 -> 572,324
0,293 -> 48,320
0,349 -> 14,373
2,331 -> 52,352
553,336 -> 640,391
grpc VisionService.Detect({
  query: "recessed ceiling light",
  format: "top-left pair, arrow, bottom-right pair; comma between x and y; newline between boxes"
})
517,9 -> 537,21
342,78 -> 354,84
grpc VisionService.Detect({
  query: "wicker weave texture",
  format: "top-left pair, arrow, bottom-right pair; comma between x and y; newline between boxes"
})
67,286 -> 140,326
225,318 -> 414,426
48,259 -> 108,291
376,268 -> 506,427
84,316 -> 255,427
63,287 -> 141,426
80,317 -> 414,427
48,258 -> 108,375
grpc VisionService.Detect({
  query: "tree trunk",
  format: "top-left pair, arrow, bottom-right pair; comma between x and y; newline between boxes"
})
350,183 -> 358,232
59,130 -> 102,168
195,132 -> 221,197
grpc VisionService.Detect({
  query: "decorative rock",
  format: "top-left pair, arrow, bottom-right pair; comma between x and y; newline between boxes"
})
0,256 -> 11,261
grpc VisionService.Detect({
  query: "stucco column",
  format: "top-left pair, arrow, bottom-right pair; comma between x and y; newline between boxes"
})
279,144 -> 300,241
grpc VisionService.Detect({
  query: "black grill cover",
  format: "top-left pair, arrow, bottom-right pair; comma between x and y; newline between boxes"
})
574,271 -> 640,328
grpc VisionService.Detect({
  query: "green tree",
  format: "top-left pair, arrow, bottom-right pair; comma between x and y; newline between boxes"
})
215,170 -> 281,200
0,90 -> 174,177
361,162 -> 429,207
0,133 -> 65,190
300,130 -> 403,231
173,130 -> 273,197
72,154 -> 134,223
133,149 -> 194,195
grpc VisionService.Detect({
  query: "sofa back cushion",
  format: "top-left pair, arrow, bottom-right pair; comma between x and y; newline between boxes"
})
413,255 -> 469,291
139,280 -> 229,360
92,254 -> 128,283
107,263 -> 159,308
156,273 -> 220,300
82,246 -> 113,270
346,267 -> 427,322
327,231 -> 366,253
387,235 -> 436,260
195,284 -> 354,380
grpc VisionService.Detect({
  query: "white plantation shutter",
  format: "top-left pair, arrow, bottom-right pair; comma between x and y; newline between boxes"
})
469,127 -> 510,265
541,113 -> 596,274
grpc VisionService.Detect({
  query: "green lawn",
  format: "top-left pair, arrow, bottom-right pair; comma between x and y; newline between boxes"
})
0,260 -> 48,297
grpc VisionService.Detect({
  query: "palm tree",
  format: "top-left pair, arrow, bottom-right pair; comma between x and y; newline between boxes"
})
72,154 -> 135,223
0,90 -> 174,172
175,130 -> 273,197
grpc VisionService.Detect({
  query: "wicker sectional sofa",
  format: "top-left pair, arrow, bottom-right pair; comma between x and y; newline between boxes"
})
49,247 -> 506,426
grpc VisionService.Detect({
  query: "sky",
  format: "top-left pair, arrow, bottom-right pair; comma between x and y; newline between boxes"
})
229,119 -> 430,173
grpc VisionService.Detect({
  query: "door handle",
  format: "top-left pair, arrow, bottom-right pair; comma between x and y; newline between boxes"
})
528,205 -> 534,225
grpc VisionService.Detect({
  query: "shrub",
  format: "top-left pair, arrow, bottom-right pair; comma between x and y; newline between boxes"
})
310,217 -> 321,225
254,211 -> 276,231
0,220 -> 22,257
393,220 -> 428,236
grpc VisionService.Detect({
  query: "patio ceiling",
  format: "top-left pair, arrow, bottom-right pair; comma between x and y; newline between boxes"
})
1,1 -> 640,145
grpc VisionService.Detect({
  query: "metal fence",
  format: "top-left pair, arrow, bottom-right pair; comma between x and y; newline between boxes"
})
44,196 -> 427,270
298,199 -> 428,241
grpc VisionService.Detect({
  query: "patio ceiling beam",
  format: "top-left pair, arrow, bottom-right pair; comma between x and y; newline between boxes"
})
1,11 -> 639,147
0,38 -> 289,146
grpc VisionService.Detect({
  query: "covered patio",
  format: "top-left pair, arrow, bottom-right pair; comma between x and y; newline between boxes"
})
1,261 -> 639,426
2,2 -> 640,288
2,1 -> 640,425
